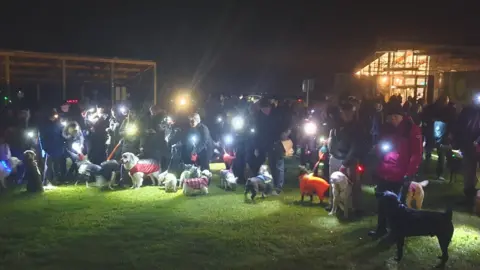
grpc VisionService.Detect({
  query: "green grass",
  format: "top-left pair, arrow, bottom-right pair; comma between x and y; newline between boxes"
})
1,161 -> 480,270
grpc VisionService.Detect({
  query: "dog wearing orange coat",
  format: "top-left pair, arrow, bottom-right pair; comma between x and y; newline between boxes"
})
298,166 -> 330,204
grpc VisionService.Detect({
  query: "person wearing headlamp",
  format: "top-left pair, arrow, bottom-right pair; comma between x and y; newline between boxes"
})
368,102 -> 422,239
188,113 -> 213,171
327,102 -> 362,211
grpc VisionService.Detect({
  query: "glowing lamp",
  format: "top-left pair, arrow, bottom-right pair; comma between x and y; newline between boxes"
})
26,131 -> 35,139
311,109 -> 315,113
191,135 -> 197,144
88,108 -> 95,113
126,124 -> 138,136
303,122 -> 317,135
232,116 -> 245,131
72,142 -> 83,154
166,116 -> 173,124
381,142 -> 392,153
319,136 -> 326,143
61,120 -> 67,126
53,114 -> 59,119
224,134 -> 234,145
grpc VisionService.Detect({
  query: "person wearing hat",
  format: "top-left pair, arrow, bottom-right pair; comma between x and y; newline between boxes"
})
327,101 -> 362,212
368,101 -> 422,239
189,113 -> 214,171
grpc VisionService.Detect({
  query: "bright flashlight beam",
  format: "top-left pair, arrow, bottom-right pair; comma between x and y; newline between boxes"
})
191,135 -> 197,144
61,121 -> 67,126
304,122 -> 317,135
381,143 -> 392,152
27,131 -> 35,138
88,108 -> 95,113
217,117 -> 223,123
224,134 -> 234,145
179,98 -> 187,105
232,116 -> 245,130
119,106 -> 126,114
72,142 -> 82,154
250,128 -> 255,133
126,124 -> 138,135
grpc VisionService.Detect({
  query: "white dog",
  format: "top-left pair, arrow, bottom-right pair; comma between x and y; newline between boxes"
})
158,170 -> 178,192
406,180 -> 429,209
0,157 -> 22,189
329,171 -> 352,218
220,169 -> 237,190
179,164 -> 201,188
183,170 -> 212,196
121,152 -> 161,189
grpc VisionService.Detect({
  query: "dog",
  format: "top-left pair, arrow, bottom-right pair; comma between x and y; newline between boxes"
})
23,150 -> 43,193
121,152 -> 161,189
406,180 -> 429,209
298,166 -> 329,203
220,169 -> 237,191
377,191 -> 454,267
76,158 -> 120,189
244,165 -> 274,201
0,156 -> 22,189
183,170 -> 212,196
158,170 -> 178,192
329,171 -> 352,218
76,158 -> 102,188
179,164 -> 201,188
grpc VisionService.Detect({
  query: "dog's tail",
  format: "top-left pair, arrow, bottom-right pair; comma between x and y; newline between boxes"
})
445,206 -> 453,221
418,180 -> 429,187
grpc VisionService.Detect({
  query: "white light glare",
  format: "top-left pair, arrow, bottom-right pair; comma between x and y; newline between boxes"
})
250,128 -> 255,133
119,106 -> 127,114
217,117 -> 223,123
61,121 -> 67,126
191,135 -> 197,144
381,142 -> 392,152
304,122 -> 317,135
72,142 -> 83,154
224,134 -> 234,145
88,108 -> 95,113
319,136 -> 326,143
232,116 -> 245,130
311,109 -> 315,113
26,131 -> 35,138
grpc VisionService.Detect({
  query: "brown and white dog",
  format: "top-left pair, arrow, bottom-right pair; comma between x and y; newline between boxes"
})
121,152 -> 161,189
406,180 -> 429,209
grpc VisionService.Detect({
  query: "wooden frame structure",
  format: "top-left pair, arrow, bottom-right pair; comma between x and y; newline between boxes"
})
0,50 -> 157,104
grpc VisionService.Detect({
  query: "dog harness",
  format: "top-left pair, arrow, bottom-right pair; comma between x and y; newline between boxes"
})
129,159 -> 160,175
256,174 -> 272,184
184,177 -> 209,189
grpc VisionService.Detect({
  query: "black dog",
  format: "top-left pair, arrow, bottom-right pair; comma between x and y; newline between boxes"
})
244,176 -> 273,201
445,149 -> 462,183
23,150 -> 43,193
378,191 -> 454,268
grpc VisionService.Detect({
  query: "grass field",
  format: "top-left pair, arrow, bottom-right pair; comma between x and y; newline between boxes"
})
1,161 -> 480,270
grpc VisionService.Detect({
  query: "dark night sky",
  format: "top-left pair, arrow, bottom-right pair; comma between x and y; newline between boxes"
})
1,0 -> 480,95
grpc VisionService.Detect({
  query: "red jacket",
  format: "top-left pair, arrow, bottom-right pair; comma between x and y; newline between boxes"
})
129,160 -> 160,175
377,118 -> 423,182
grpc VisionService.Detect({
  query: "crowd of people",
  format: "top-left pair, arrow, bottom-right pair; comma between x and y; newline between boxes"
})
1,91 -> 478,223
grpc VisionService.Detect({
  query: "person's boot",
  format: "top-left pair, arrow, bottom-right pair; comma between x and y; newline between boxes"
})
368,228 -> 388,239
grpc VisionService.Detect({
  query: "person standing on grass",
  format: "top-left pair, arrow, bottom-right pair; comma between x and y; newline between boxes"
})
327,101 -> 362,213
368,102 -> 423,239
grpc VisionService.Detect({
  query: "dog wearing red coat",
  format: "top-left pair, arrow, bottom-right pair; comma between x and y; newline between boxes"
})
298,166 -> 330,203
121,152 -> 161,189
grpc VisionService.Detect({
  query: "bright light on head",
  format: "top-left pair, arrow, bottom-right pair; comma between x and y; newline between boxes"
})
319,136 -> 326,143
53,114 -> 59,119
88,108 -> 95,113
381,142 -> 392,152
224,134 -> 234,145
179,98 -> 187,106
126,124 -> 138,136
72,142 -> 82,154
119,106 -> 127,114
232,116 -> 245,130
303,122 -> 317,135
311,109 -> 315,113
217,117 -> 223,123
166,116 -> 173,124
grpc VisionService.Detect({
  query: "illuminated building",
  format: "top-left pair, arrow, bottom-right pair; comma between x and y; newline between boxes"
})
354,41 -> 480,103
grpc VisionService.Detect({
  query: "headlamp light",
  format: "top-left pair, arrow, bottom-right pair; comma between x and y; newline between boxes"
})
303,122 -> 317,135
119,106 -> 127,114
72,142 -> 83,154
126,124 -> 138,136
232,116 -> 245,131
250,128 -> 255,133
88,108 -> 95,113
319,136 -> 326,143
166,116 -> 173,124
224,134 -> 234,145
26,130 -> 35,139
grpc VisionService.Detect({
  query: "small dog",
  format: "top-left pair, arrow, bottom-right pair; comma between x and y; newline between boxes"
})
406,180 -> 429,209
179,164 -> 201,188
158,170 -> 178,192
183,170 -> 212,196
244,165 -> 274,201
121,152 -> 161,189
0,156 -> 22,189
298,166 -> 329,203
329,171 -> 352,218
446,149 -> 462,183
220,169 -> 237,191
377,191 -> 454,267
23,150 -> 43,193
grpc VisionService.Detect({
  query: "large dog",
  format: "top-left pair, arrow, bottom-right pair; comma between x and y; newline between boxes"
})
23,150 -> 43,193
244,165 -> 274,201
406,180 -> 429,209
183,170 -> 212,196
121,152 -> 161,189
298,166 -> 329,203
377,191 -> 454,268
0,156 -> 22,189
329,171 -> 352,218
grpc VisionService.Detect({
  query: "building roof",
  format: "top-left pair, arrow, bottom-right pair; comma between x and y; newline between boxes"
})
0,49 -> 156,84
